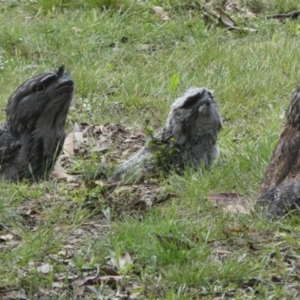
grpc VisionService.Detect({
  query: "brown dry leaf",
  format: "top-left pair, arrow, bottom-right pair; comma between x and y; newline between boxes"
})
63,132 -> 74,157
130,292 -> 143,299
137,44 -> 156,52
73,285 -> 86,296
0,233 -> 13,241
239,26 -> 257,33
15,198 -> 44,230
94,180 -> 107,187
93,136 -> 109,154
38,288 -> 59,297
0,289 -> 29,300
118,252 -> 132,269
152,6 -> 169,21
100,267 -> 120,276
214,8 -> 257,32
202,5 -> 257,33
73,132 -> 84,151
51,162 -> 75,182
214,7 -> 236,28
240,9 -> 257,19
214,249 -> 232,254
209,192 -> 251,215
52,281 -> 65,289
106,253 -> 132,276
72,275 -> 98,286
36,263 -> 53,274
114,185 -> 138,196
72,122 -> 81,132
72,274 -> 124,287
224,204 -> 248,214
209,192 -> 245,204
71,26 -> 82,33
98,275 -> 124,282
267,10 -> 300,20
131,129 -> 145,138
222,0 -> 237,11
50,247 -> 75,263
103,182 -> 176,217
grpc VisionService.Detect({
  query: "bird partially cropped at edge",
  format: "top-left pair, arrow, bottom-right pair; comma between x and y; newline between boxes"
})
0,65 -> 74,181
257,83 -> 300,217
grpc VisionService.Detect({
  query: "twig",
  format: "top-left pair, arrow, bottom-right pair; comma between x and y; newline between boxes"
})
267,10 -> 300,19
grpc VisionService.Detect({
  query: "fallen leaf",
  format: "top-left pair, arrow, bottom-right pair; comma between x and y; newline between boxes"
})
63,132 -> 74,157
51,162 -> 75,181
0,234 -> 14,242
72,275 -> 98,286
201,5 -> 257,33
0,289 -> 29,300
267,10 -> 300,20
98,275 -> 124,282
215,8 -> 257,32
137,44 -> 156,51
100,267 -> 120,276
73,285 -> 85,296
71,26 -> 82,33
52,281 -> 64,288
209,192 -> 251,215
37,263 -> 53,274
118,252 -> 132,270
152,6 -> 169,21
214,249 -> 232,254
130,292 -> 143,299
241,9 -> 257,19
72,274 -> 124,286
73,132 -> 84,151
209,192 -> 244,203
214,7 -> 236,28
224,204 -> 248,214
72,122 -> 81,132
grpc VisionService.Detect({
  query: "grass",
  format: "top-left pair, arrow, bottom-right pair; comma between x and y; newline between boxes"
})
1,0 -> 300,298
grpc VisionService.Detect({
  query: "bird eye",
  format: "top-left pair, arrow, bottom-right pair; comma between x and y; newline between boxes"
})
35,84 -> 46,92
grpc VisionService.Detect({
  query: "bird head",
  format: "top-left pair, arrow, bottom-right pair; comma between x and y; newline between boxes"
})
165,87 -> 222,143
6,65 -> 74,133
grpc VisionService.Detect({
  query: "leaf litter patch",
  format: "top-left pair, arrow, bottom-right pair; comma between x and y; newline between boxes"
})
58,123 -> 146,173
209,192 -> 253,215
0,212 -> 144,299
52,123 -> 177,218
31,251 -> 144,299
0,123 -> 178,299
2,122 -> 293,298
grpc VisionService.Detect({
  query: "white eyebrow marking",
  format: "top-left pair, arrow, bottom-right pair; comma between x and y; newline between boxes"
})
41,72 -> 56,83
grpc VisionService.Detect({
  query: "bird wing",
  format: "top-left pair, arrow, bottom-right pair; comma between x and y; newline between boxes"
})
0,126 -> 21,164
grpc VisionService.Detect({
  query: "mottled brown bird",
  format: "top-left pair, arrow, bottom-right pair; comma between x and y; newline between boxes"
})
257,84 -> 300,217
0,66 -> 74,181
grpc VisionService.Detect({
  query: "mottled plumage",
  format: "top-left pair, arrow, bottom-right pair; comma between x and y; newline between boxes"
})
0,66 -> 74,181
111,87 -> 222,182
257,84 -> 300,217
